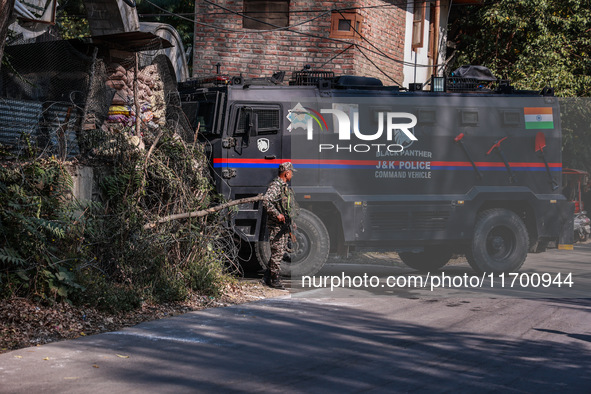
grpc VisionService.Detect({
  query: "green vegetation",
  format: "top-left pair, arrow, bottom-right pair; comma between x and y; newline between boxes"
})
55,1 -> 90,40
136,0 -> 195,55
449,0 -> 591,171
55,0 -> 195,61
0,129 -> 234,311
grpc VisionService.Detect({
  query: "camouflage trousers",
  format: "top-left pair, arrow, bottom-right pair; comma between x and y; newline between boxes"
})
268,222 -> 289,277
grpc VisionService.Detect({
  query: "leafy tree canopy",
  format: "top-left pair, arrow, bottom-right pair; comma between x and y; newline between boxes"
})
449,0 -> 591,172
136,0 -> 195,56
449,0 -> 591,97
55,0 -> 195,53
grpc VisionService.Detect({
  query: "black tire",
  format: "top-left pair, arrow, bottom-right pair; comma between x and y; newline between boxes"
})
574,230 -> 581,243
256,209 -> 330,277
532,239 -> 549,253
466,209 -> 529,273
398,247 -> 452,272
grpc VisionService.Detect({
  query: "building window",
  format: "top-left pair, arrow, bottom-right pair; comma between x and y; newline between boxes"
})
412,0 -> 425,51
243,0 -> 289,30
428,3 -> 435,58
329,11 -> 363,39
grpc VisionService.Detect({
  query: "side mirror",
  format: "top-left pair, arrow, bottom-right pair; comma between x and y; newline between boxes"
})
246,112 -> 258,136
242,111 -> 257,147
234,108 -> 257,136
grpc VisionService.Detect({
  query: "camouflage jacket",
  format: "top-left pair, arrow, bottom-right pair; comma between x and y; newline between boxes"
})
263,177 -> 296,222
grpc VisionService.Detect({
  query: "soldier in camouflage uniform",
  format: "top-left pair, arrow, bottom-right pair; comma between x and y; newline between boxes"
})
262,162 -> 297,289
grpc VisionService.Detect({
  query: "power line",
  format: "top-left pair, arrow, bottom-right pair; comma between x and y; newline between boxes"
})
355,45 -> 403,87
139,0 -> 454,18
317,43 -> 354,69
200,1 -> 442,69
143,0 -> 451,73
143,0 -> 330,33
202,0 -> 332,33
331,10 -> 405,85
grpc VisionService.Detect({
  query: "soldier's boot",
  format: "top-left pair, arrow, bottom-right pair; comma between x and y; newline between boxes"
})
261,268 -> 271,286
269,274 -> 286,290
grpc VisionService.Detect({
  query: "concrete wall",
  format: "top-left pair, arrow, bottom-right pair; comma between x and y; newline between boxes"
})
402,0 -> 450,89
69,165 -> 96,202
84,0 -> 139,36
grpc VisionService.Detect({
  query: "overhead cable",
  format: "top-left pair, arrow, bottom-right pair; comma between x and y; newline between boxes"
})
146,0 -> 448,70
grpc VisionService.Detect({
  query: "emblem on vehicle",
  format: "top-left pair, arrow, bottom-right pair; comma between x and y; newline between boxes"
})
287,102 -> 327,133
257,138 -> 270,153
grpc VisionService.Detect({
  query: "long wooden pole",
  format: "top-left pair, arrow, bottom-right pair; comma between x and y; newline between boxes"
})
143,194 -> 264,230
134,52 -> 141,137
433,0 -> 441,77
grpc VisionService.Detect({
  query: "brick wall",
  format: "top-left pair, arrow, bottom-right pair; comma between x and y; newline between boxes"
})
193,0 -> 405,86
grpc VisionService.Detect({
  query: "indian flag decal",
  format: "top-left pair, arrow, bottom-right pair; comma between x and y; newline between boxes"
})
524,107 -> 554,129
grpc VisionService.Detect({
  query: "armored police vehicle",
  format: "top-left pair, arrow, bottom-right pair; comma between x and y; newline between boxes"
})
179,70 -> 573,276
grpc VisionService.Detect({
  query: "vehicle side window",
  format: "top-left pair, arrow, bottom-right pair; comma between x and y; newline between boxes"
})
235,106 -> 280,135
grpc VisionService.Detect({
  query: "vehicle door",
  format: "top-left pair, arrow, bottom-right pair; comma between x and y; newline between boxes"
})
224,104 -> 283,187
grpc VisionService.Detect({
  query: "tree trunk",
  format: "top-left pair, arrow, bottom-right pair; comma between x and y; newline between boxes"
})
0,0 -> 16,68
144,195 -> 264,230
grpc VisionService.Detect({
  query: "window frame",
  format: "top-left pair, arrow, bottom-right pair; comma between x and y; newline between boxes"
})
412,0 -> 426,51
329,11 -> 364,39
233,104 -> 282,136
243,0 -> 290,30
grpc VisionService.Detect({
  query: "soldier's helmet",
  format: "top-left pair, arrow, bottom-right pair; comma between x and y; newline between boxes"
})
278,162 -> 296,173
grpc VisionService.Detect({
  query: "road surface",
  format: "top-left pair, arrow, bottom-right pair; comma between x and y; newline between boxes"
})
1,244 -> 590,393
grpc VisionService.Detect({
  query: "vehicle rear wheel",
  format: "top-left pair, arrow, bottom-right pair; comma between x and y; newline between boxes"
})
256,209 -> 330,277
466,209 -> 529,273
398,247 -> 452,272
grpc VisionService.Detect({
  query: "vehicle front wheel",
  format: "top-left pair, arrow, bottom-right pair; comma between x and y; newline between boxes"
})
398,247 -> 453,272
466,209 -> 529,273
256,209 -> 330,277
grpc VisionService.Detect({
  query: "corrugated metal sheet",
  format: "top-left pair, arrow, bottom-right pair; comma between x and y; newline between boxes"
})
0,98 -> 80,157
0,98 -> 42,147
42,102 -> 80,157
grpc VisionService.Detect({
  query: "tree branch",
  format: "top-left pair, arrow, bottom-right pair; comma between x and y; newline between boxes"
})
144,194 -> 264,230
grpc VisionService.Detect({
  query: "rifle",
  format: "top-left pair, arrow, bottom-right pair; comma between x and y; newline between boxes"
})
284,215 -> 297,244
270,214 -> 297,245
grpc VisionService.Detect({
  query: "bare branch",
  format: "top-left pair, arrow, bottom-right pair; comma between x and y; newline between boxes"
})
144,194 -> 264,230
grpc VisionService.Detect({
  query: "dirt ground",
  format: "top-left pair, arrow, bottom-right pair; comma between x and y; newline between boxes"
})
0,280 -> 285,354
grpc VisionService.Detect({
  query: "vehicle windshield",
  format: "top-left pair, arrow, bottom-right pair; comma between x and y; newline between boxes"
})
182,91 -> 224,135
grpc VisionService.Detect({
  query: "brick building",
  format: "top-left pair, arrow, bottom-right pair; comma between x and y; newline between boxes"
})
193,0 -> 458,88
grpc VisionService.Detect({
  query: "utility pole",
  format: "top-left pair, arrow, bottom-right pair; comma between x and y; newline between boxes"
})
0,0 -> 16,68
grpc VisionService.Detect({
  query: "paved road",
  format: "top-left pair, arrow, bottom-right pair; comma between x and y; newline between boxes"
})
1,244 -> 590,393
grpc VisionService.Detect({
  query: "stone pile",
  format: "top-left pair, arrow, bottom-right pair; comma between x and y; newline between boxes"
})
105,63 -> 167,130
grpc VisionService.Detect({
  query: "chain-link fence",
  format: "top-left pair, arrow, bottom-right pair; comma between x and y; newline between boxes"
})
0,37 -> 192,160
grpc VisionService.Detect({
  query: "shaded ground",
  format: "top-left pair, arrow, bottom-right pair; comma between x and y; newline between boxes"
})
3,240 -> 588,354
1,296 -> 590,393
0,281 -> 284,354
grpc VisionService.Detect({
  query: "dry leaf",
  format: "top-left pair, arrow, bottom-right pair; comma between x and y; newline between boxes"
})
92,364 -> 99,368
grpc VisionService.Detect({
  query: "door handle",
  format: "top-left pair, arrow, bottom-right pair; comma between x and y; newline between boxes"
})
265,155 -> 276,160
